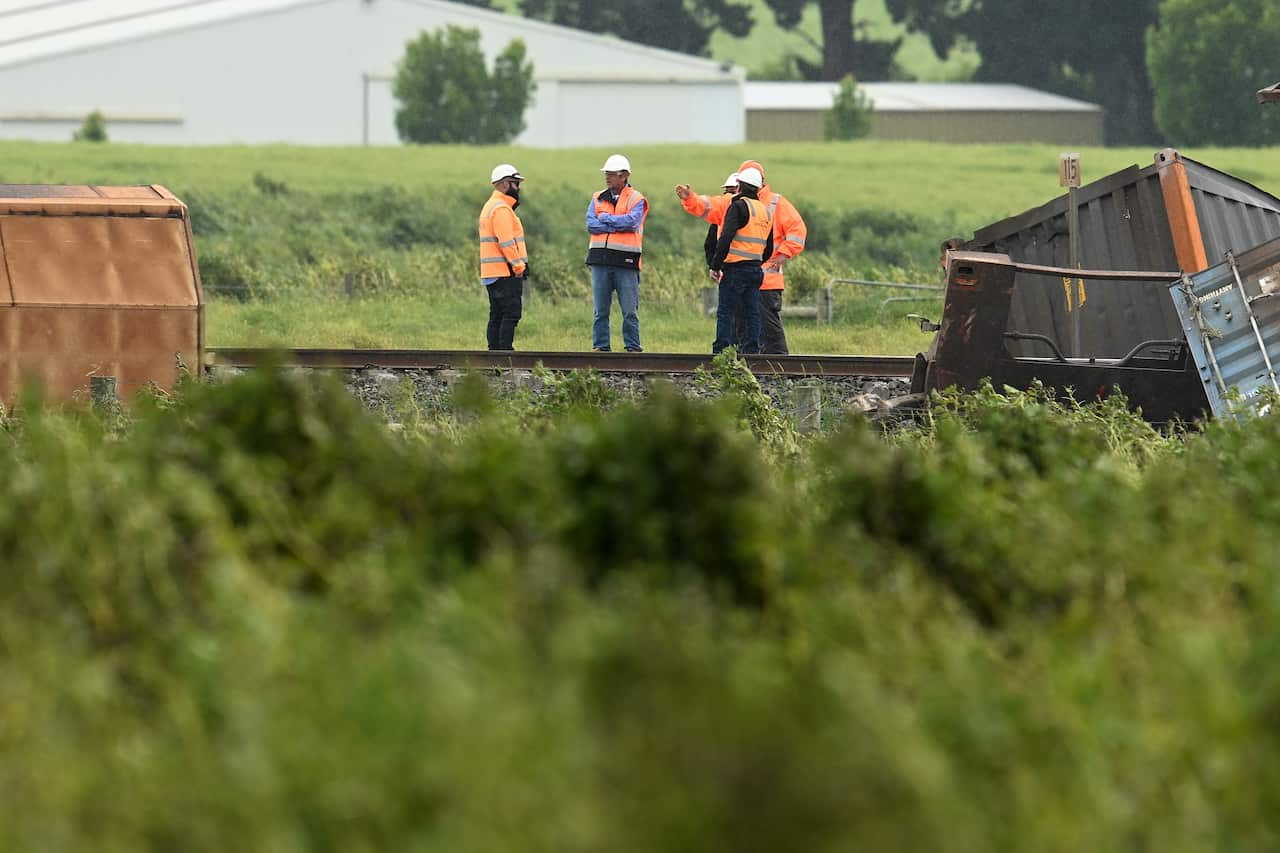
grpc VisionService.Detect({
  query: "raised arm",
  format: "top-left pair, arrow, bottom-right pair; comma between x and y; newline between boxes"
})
676,184 -> 730,226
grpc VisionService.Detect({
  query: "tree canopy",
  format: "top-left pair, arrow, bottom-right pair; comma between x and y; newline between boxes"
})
885,0 -> 1161,144
393,26 -> 536,145
762,0 -> 900,80
518,0 -> 753,56
1147,0 -> 1280,146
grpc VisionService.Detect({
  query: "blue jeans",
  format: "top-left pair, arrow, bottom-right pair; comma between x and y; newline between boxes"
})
591,265 -> 641,351
713,264 -> 762,354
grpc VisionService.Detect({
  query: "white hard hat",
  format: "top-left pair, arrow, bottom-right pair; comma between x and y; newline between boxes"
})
600,154 -> 632,173
490,163 -> 524,183
737,167 -> 763,188
722,172 -> 740,189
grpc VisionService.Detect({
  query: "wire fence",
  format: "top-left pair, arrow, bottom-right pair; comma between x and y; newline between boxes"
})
826,277 -> 945,321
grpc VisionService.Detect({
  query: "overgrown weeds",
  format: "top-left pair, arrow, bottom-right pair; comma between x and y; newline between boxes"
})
695,349 -> 799,455
2,370 -> 1280,849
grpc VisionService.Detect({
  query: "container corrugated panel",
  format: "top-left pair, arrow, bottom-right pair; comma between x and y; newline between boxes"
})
0,185 -> 166,200
966,153 -> 1280,357
0,184 -> 98,199
1184,161 -> 1280,262
0,184 -> 202,401
1171,235 -> 1280,419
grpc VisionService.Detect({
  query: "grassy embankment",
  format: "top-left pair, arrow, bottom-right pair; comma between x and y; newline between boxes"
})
4,141 -> 1280,352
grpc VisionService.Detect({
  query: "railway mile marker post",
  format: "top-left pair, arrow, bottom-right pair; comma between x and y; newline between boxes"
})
1061,152 -> 1083,355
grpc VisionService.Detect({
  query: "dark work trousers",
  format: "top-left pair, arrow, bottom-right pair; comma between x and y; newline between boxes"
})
486,276 -> 524,350
713,264 -> 762,354
735,289 -> 789,354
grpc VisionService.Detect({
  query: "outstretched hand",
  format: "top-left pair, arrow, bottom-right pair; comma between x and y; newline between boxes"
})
675,184 -> 692,200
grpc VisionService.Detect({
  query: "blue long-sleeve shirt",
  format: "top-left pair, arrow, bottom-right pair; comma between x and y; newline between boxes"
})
586,190 -> 646,234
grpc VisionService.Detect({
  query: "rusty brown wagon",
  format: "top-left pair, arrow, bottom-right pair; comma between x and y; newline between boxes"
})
0,184 -> 203,402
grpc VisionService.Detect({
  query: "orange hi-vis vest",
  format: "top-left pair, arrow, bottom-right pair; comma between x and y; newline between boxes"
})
725,197 -> 773,264
682,186 -> 807,289
479,190 -> 527,281
586,185 -> 647,270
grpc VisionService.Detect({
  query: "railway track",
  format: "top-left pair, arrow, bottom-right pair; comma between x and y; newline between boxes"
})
206,348 -> 916,378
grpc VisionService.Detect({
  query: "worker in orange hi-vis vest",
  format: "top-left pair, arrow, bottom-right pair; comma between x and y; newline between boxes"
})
676,159 -> 807,354
479,163 -> 529,351
703,172 -> 740,269
586,153 -> 647,352
707,167 -> 774,355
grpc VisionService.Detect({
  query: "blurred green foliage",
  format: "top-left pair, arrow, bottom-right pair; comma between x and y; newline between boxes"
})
824,75 -> 875,141
72,109 -> 108,143
393,26 -> 535,145
5,362 -> 1280,848
1148,0 -> 1280,147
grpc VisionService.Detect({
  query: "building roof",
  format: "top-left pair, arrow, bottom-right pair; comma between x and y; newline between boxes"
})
0,0 -> 316,69
0,0 -> 740,76
745,81 -> 1102,113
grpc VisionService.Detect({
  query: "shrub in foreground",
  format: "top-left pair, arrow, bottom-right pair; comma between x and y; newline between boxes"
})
2,373 -> 1280,849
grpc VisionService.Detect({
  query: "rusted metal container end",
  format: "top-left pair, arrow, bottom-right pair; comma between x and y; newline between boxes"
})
895,150 -> 1280,422
919,252 -> 1205,423
0,184 -> 203,402
963,148 -> 1280,358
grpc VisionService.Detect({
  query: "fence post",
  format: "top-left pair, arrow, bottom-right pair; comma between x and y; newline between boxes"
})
701,286 -> 718,317
815,286 -> 833,324
796,383 -> 822,434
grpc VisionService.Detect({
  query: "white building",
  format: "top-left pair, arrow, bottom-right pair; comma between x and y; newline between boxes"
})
0,0 -> 745,146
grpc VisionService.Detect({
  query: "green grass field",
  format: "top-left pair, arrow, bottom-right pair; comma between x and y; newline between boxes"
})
5,140 -> 1280,353
15,139 -> 1265,218
205,291 -> 934,352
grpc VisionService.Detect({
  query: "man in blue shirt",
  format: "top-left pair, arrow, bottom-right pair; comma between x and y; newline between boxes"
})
585,154 -> 648,352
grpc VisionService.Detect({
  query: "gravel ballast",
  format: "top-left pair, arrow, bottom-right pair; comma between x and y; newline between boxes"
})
210,365 -> 911,426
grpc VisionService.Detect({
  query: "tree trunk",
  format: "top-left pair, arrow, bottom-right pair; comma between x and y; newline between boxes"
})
1100,57 -> 1160,145
819,0 -> 855,80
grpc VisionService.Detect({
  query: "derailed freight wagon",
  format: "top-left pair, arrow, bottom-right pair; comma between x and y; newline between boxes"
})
905,149 -> 1280,421
0,185 -> 203,401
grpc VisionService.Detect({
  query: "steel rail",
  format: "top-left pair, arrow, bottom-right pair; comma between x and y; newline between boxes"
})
206,348 -> 916,378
